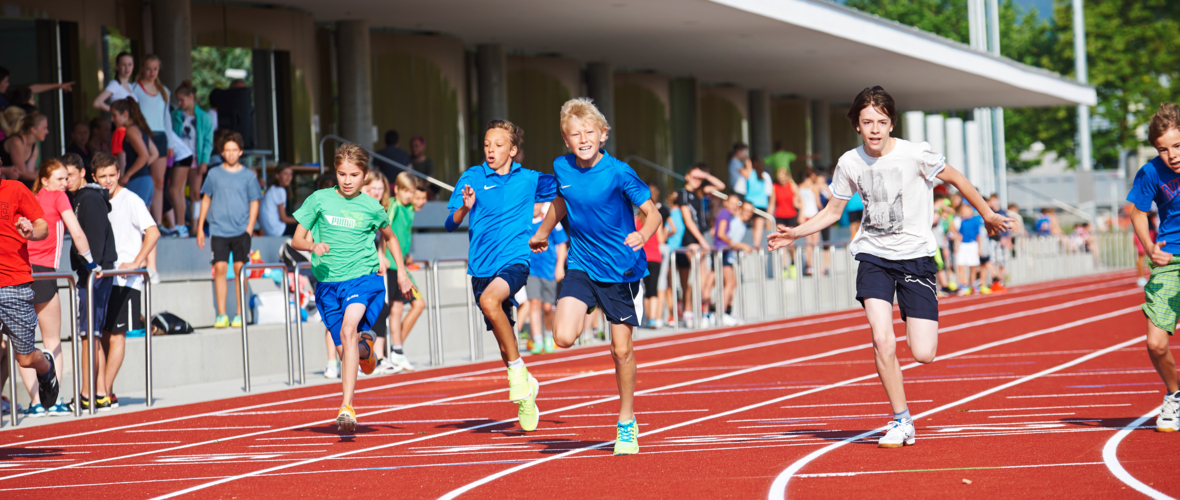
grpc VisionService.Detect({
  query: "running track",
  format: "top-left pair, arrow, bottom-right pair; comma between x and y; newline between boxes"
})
0,271 -> 1176,499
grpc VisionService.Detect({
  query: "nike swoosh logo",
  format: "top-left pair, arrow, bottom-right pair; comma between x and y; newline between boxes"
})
484,185 -> 498,190
115,323 -> 127,328
561,185 -> 571,189
620,315 -> 632,321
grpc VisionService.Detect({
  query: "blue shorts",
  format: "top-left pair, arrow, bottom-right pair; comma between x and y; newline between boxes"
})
471,263 -> 528,331
315,273 -> 386,346
855,254 -> 939,322
558,270 -> 643,327
78,273 -> 114,338
125,174 -> 153,207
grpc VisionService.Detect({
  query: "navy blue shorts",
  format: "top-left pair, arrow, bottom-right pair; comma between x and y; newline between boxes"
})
471,263 -> 529,331
315,273 -> 386,346
558,269 -> 643,327
78,274 -> 114,338
854,254 -> 938,322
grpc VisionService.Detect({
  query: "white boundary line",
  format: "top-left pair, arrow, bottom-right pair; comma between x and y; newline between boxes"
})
149,289 -> 1140,498
433,307 -> 1142,500
767,334 -> 1146,500
1101,408 -> 1175,500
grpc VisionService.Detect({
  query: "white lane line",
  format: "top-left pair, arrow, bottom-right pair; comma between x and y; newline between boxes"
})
778,400 -> 933,409
435,306 -> 1142,500
963,404 -> 1130,412
50,442 -> 180,447
1,277 -> 1120,450
1102,407 -> 1174,500
987,412 -> 1075,418
557,409 -> 709,418
738,424 -> 832,429
795,461 -> 1106,478
490,434 -> 578,439
1007,391 -> 1158,398
127,427 -> 272,432
247,444 -> 332,448
767,334 -> 1145,500
255,434 -> 414,440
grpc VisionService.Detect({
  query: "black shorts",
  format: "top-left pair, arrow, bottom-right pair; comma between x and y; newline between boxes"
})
559,269 -> 642,327
30,264 -> 59,305
372,271 -> 417,338
848,210 -> 864,223
176,156 -> 193,167
149,132 -> 168,161
642,262 -> 660,298
471,263 -> 528,331
776,216 -> 798,228
212,233 -> 252,263
104,285 -> 144,333
821,226 -> 831,243
854,254 -> 938,322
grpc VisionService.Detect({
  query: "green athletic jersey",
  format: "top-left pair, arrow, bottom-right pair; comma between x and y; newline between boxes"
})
293,188 -> 389,283
384,200 -> 414,270
765,151 -> 797,174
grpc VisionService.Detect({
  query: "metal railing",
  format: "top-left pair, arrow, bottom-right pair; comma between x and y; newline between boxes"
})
423,258 -> 478,366
317,134 -> 454,193
3,273 -> 81,426
292,262 -> 310,384
624,155 -> 775,223
85,269 -> 153,415
237,263 -> 296,392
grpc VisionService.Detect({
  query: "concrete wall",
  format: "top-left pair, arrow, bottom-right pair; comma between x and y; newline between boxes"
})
699,85 -> 748,182
770,96 -> 810,181
505,55 -> 581,174
614,72 -> 672,190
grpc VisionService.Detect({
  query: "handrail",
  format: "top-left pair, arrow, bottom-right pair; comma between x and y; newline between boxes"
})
31,272 -> 80,418
1008,182 -> 1094,222
85,269 -> 153,415
292,262 -> 309,384
623,154 -> 775,222
317,134 -> 455,193
237,263 -> 294,392
427,258 -> 473,365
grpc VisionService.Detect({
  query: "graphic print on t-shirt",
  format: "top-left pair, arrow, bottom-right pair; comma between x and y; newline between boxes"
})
860,167 -> 904,236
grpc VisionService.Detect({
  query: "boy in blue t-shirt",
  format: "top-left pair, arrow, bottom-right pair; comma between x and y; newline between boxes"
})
953,203 -> 985,295
525,202 -> 568,355
530,98 -> 662,455
446,120 -> 556,433
1127,102 -> 1180,432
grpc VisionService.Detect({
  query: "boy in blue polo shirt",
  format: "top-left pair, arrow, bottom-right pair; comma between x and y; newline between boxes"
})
530,98 -> 662,455
1129,102 -> 1180,433
446,119 -> 556,432
526,202 -> 567,354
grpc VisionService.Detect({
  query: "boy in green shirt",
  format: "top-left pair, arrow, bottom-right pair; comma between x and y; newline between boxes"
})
292,144 -> 413,432
375,172 -> 426,374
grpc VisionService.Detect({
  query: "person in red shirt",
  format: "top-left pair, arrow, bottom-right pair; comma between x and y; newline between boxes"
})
637,194 -> 667,328
0,176 -> 61,413
773,166 -> 802,273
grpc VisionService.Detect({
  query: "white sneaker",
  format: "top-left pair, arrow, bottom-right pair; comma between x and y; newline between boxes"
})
390,353 -> 415,372
878,418 -> 916,448
323,362 -> 340,379
149,269 -> 161,285
1138,277 -> 1148,287
1158,392 -> 1179,432
722,314 -> 741,326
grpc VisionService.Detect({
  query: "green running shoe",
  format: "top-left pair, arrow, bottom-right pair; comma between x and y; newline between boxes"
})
529,338 -> 543,355
613,418 -> 639,455
543,336 -> 556,353
507,366 -> 533,402
517,375 -> 540,432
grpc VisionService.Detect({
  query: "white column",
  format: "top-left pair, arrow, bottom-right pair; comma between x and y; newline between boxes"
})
965,120 -> 982,185
903,111 -> 926,143
924,114 -> 945,159
945,117 -> 966,182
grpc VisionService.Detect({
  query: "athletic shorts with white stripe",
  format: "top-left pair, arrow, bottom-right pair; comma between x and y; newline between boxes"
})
0,283 -> 39,355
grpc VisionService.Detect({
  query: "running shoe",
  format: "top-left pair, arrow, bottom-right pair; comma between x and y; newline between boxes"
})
96,396 -> 112,412
149,269 -> 160,285
176,226 -> 190,238
1158,392 -> 1179,432
47,399 -> 70,416
324,361 -> 340,379
109,393 -> 119,408
614,418 -> 639,455
358,331 -> 377,375
517,375 -> 540,432
722,314 -> 741,326
980,285 -> 993,295
878,418 -> 916,448
543,337 -> 556,354
74,396 -> 90,412
21,404 -> 46,418
507,366 -> 534,402
336,405 -> 357,433
0,396 -> 9,415
214,314 -> 230,328
230,315 -> 243,328
36,348 -> 59,410
529,338 -> 543,355
389,353 -> 415,373
991,281 -> 1007,293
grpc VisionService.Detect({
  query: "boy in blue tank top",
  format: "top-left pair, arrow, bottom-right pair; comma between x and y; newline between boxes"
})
530,98 -> 662,455
446,120 -> 556,433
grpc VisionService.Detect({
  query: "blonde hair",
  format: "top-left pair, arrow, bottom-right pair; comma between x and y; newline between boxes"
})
0,106 -> 25,135
559,97 -> 611,134
335,143 -> 370,173
364,170 -> 390,208
1149,103 -> 1180,146
394,171 -> 418,194
33,158 -> 66,194
485,119 -> 524,148
136,54 -> 169,103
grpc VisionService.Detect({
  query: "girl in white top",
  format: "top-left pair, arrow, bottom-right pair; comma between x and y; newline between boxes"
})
92,52 -> 136,112
129,54 -> 180,228
796,168 -> 822,274
768,86 -> 1013,449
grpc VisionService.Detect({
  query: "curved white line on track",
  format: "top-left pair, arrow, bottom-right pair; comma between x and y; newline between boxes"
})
436,307 -> 1142,500
767,334 -> 1145,500
1102,408 -> 1175,500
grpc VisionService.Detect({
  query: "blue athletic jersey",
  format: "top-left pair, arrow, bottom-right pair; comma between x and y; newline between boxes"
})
447,162 -> 557,277
553,151 -> 651,283
529,220 -> 567,281
1129,156 -> 1180,254
667,208 -> 685,249
959,214 -> 983,243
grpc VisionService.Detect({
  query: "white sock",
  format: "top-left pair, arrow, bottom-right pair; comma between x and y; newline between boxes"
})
507,358 -> 525,369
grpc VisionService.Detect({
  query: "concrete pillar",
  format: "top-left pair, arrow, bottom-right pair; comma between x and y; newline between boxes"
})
810,99 -> 831,171
945,117 -> 966,183
151,0 -> 193,87
670,77 -> 700,174
586,62 -> 615,154
924,114 -> 946,160
476,44 -> 509,129
336,20 -> 374,148
903,111 -> 926,143
748,89 -> 771,160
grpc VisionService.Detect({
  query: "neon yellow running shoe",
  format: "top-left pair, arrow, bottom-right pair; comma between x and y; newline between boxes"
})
517,375 -> 539,432
213,314 -> 229,328
230,315 -> 243,328
614,418 -> 639,455
507,366 -> 533,402
336,405 -> 357,433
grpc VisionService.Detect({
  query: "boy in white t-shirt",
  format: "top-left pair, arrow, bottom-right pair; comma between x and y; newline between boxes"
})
768,86 -> 1013,448
93,160 -> 160,410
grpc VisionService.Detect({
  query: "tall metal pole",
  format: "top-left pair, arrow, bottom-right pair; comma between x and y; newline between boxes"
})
1073,0 -> 1092,173
987,0 -> 1008,205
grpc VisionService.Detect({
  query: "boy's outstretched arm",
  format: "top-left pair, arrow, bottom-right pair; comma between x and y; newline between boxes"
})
625,200 -> 661,250
379,225 -> 414,297
936,165 -> 1014,235
768,198 -> 847,250
530,197 -> 567,253
445,185 -> 475,232
1132,206 -> 1171,266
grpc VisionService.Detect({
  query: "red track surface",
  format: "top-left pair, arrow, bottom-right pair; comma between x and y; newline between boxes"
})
1,272 -> 1177,499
